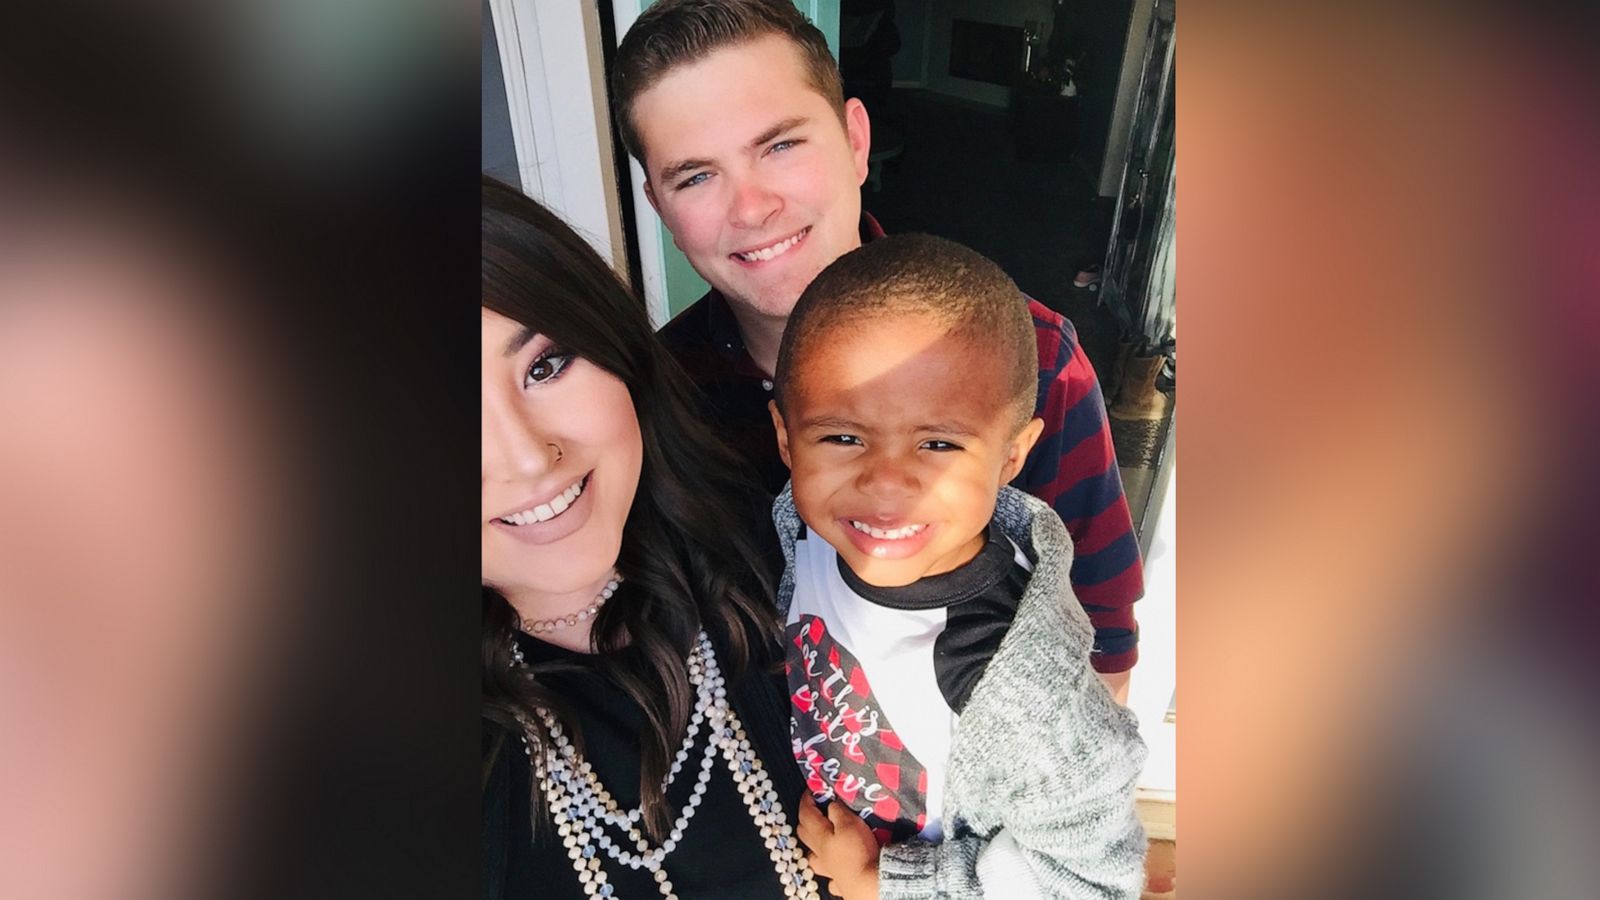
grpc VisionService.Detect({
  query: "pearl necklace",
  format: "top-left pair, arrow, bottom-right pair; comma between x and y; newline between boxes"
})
521,575 -> 620,636
512,630 -> 820,900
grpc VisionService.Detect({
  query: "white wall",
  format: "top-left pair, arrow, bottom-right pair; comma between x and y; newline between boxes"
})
1131,421 -> 1175,797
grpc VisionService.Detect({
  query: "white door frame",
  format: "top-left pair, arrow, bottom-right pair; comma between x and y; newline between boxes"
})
608,0 -> 670,327
487,0 -> 628,274
608,0 -> 683,328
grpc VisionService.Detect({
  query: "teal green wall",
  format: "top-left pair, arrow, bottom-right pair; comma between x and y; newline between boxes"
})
646,0 -> 841,319
663,235 -> 709,318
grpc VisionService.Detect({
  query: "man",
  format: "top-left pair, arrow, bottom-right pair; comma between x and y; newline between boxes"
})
612,0 -> 1142,693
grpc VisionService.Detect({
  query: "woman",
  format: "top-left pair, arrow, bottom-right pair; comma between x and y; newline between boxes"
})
480,178 -> 820,900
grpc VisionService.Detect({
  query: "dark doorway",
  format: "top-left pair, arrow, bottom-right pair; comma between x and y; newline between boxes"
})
860,85 -> 1121,380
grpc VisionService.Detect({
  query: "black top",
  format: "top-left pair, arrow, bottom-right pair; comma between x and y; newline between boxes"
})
482,626 -> 806,900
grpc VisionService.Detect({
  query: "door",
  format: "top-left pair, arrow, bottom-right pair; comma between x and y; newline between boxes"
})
1100,0 -> 1173,346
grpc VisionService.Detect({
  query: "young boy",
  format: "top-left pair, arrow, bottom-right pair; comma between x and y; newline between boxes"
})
768,235 -> 1147,899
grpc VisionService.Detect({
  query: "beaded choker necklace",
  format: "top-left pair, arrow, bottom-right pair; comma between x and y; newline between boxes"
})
511,630 -> 820,899
521,575 -> 620,636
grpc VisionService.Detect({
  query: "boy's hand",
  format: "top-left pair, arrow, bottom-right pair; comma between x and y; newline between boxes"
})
796,793 -> 879,900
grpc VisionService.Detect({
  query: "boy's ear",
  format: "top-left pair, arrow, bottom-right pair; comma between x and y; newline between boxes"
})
769,399 -> 793,470
1000,417 -> 1045,484
642,178 -> 660,215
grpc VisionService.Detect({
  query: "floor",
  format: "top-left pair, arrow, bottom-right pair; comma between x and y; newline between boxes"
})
1118,406 -> 1175,529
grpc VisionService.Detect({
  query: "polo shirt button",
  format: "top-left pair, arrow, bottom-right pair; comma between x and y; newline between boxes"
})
761,379 -> 773,391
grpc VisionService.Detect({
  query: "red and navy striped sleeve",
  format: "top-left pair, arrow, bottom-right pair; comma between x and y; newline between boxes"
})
1016,300 -> 1143,673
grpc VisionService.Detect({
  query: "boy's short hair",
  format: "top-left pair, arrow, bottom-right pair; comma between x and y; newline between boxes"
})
775,234 -> 1039,433
611,0 -> 846,165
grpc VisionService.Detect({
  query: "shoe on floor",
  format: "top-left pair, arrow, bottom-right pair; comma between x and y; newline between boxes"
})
1110,353 -> 1170,421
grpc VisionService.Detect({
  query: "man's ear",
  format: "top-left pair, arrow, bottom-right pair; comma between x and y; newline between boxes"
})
642,178 -> 660,215
843,97 -> 872,185
1001,417 -> 1046,484
644,180 -> 686,251
769,399 -> 794,470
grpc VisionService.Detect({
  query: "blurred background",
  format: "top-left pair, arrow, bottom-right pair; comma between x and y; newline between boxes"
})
0,3 -> 482,899
1177,4 -> 1600,898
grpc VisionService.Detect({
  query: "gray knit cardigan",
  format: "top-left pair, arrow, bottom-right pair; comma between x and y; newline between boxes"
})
774,484 -> 1148,899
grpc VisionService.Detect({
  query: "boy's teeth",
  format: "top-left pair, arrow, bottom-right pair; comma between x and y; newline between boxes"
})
500,478 -> 585,526
849,520 -> 926,540
736,229 -> 804,262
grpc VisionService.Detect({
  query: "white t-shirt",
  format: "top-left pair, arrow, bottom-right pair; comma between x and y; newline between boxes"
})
784,523 -> 1031,844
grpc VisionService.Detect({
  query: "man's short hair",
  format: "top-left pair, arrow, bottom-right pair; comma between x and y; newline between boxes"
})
774,234 -> 1039,433
612,0 -> 846,166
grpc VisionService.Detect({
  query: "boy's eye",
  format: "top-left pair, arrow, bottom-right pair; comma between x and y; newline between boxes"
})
525,350 -> 574,386
819,434 -> 862,447
921,440 -> 963,452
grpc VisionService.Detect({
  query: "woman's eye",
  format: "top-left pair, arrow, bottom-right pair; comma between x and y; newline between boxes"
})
921,440 -> 962,452
525,351 -> 574,386
820,434 -> 862,446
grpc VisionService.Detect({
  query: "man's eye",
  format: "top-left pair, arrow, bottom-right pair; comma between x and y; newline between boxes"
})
820,434 -> 862,446
769,139 -> 801,154
922,440 -> 962,452
676,172 -> 710,190
525,352 -> 574,386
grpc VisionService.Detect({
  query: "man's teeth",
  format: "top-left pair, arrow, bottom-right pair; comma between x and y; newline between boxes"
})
500,480 -> 584,526
849,520 -> 925,540
734,229 -> 806,262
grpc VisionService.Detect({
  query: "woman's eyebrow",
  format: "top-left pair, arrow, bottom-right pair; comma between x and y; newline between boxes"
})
503,325 -> 538,357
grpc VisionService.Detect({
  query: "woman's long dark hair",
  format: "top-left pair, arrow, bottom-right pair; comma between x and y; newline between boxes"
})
481,177 -> 779,839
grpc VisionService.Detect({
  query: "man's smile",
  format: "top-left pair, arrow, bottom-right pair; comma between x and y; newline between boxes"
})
730,226 -> 810,264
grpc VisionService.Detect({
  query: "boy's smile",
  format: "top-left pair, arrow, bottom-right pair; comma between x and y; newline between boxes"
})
772,314 -> 1043,587
841,516 -> 934,560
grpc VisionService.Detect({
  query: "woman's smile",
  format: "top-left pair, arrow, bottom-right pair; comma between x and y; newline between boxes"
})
490,472 -> 598,547
495,473 -> 590,526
